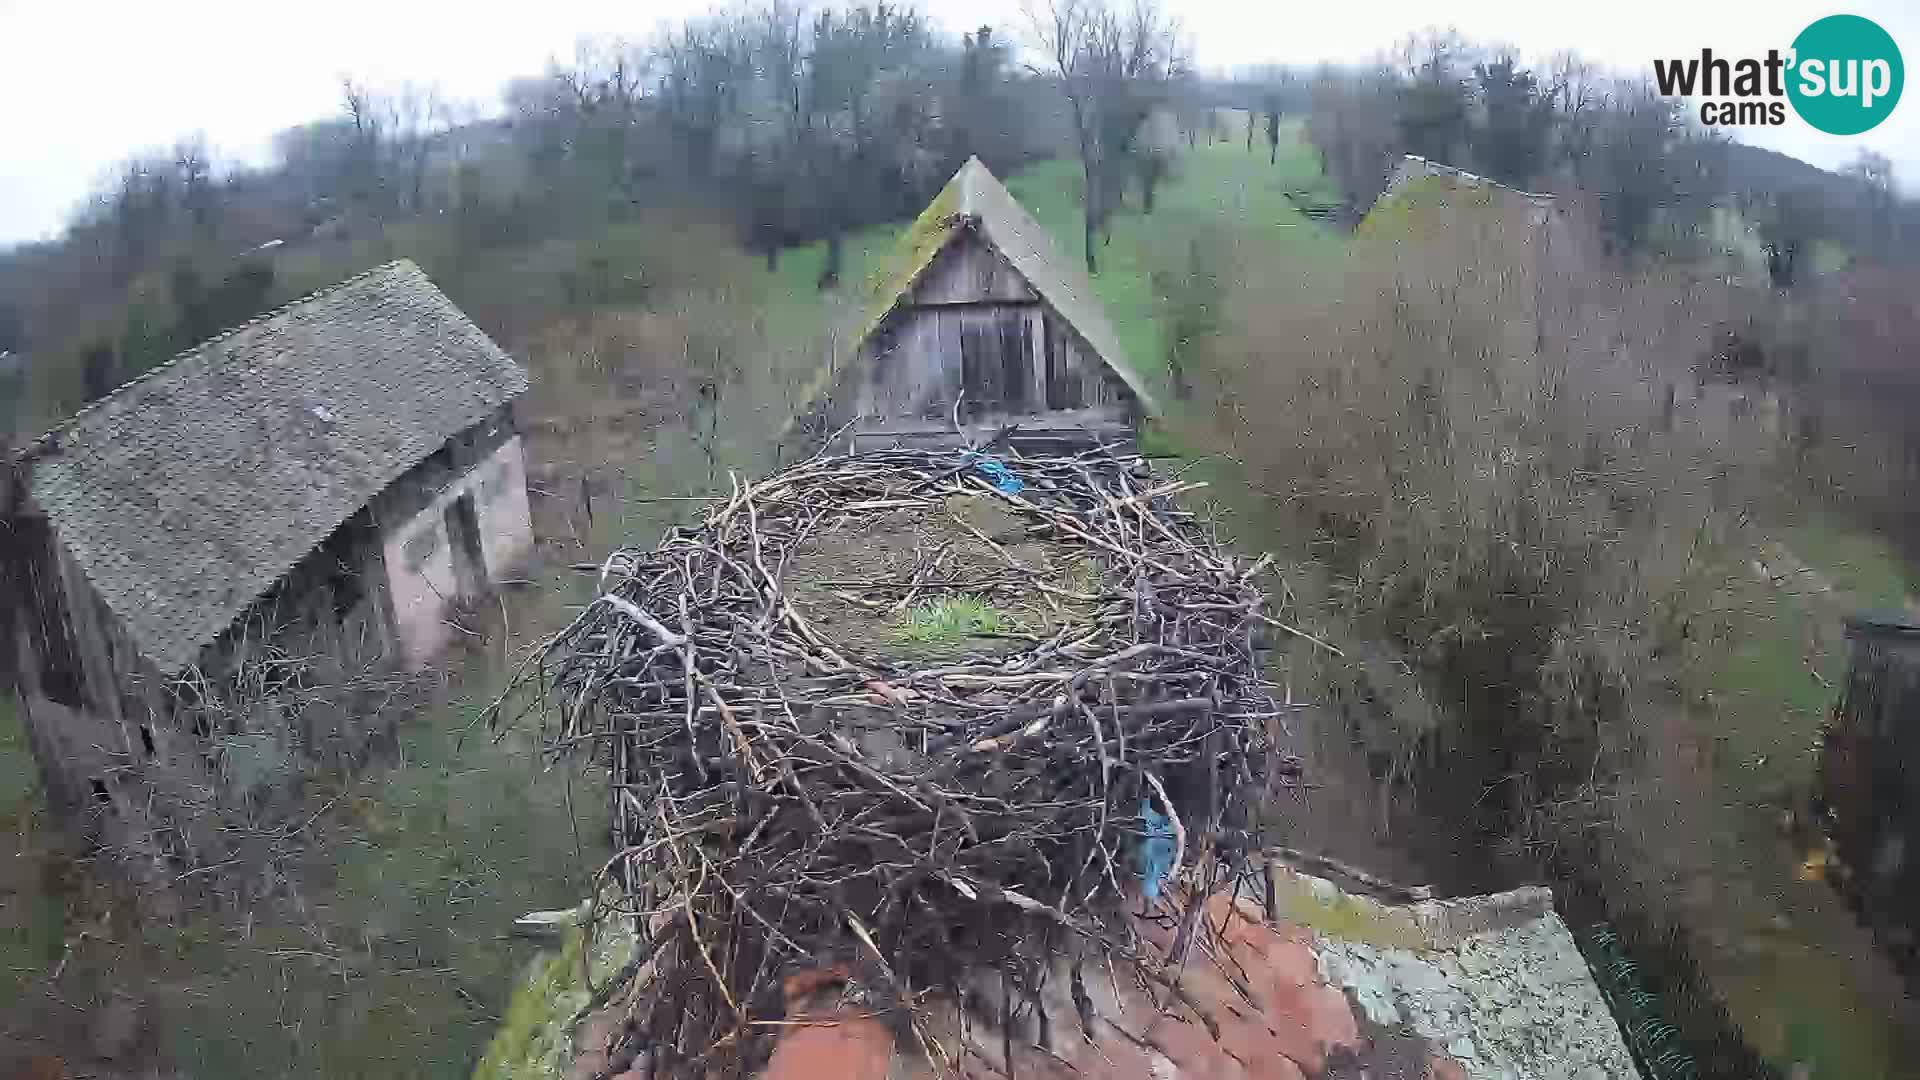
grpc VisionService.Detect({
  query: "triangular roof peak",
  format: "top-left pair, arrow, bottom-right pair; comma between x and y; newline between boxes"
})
950,154 -> 1002,215
859,157 -> 1157,414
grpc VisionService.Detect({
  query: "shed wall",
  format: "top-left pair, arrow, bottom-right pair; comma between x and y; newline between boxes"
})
853,234 -> 1128,432
380,434 -> 533,668
908,239 -> 1038,305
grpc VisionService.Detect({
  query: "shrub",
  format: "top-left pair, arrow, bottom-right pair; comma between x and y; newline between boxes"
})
1184,184 -> 1779,819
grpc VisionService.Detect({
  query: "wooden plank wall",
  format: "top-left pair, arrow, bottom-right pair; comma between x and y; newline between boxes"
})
857,235 -> 1128,426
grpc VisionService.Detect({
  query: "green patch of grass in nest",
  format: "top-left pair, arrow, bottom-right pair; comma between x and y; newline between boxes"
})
894,595 -> 1006,646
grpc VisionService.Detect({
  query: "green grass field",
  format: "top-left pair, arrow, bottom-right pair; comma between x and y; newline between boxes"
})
1670,526 -> 1913,1077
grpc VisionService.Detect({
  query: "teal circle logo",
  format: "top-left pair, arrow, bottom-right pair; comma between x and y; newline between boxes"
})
1788,15 -> 1903,135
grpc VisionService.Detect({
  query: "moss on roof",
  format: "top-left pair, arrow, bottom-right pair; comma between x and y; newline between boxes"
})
857,168 -> 966,345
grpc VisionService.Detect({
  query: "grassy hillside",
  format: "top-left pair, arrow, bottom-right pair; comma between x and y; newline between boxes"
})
1001,127 -> 1341,401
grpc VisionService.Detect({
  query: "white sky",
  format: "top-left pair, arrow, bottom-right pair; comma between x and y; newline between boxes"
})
1,0 -> 1915,246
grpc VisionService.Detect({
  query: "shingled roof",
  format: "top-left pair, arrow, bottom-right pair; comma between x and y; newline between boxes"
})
858,157 -> 1157,414
25,259 -> 528,674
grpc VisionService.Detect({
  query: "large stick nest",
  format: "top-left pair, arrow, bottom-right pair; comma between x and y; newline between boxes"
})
504,445 -> 1294,1076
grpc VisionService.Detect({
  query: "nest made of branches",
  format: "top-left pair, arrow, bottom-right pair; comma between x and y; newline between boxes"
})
499,444 -> 1306,1076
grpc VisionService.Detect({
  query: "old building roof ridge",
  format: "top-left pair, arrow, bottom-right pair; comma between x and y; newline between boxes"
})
18,258 -> 417,458
1395,154 -> 1557,203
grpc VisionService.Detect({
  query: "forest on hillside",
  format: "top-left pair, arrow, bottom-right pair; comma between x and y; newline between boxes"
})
1,5 -> 1911,437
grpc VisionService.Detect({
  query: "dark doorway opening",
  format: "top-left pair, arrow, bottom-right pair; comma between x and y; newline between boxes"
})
443,493 -> 488,602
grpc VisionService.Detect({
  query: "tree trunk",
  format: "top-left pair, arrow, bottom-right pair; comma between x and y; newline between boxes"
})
83,345 -> 115,404
1083,205 -> 1099,274
1081,161 -> 1100,274
818,232 -> 843,291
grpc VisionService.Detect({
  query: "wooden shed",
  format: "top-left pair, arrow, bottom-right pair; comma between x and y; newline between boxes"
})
816,157 -> 1155,453
0,261 -> 533,881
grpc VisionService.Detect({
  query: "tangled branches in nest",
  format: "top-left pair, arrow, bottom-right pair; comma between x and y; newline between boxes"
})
498,445 -> 1303,1076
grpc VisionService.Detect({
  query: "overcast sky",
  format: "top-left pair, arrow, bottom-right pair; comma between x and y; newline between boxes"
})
2,0 -> 1914,247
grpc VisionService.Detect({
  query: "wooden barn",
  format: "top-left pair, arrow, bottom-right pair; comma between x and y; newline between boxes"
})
0,260 -> 533,879
816,156 -> 1156,453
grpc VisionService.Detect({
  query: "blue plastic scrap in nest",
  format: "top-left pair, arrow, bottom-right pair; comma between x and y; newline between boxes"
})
1137,798 -> 1176,900
963,451 -> 1025,495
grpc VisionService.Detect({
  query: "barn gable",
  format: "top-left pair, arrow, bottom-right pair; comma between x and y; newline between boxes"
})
845,157 -> 1157,430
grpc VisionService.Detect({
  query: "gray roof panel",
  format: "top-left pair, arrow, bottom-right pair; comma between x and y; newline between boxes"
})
26,259 -> 528,674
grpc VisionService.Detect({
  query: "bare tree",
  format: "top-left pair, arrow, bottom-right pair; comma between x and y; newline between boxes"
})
1545,50 -> 1601,164
657,14 -> 753,185
1028,0 -> 1184,273
336,78 -> 448,214
1471,49 -> 1557,186
802,4 -> 936,287
389,83 -> 446,212
1393,28 -> 1472,165
1844,149 -> 1899,259
340,77 -> 386,208
1306,65 -> 1402,213
173,135 -> 216,227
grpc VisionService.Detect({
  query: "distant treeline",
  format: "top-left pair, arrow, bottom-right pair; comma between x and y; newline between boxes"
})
0,4 -> 1088,426
1214,31 -> 1912,266
3,13 -> 1915,434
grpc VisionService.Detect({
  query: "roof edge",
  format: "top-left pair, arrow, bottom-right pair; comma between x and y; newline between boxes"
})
960,159 -> 1159,415
860,215 -> 971,346
22,258 -> 424,456
1391,155 -> 1556,204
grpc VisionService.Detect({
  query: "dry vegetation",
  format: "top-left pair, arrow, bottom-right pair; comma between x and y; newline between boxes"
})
1174,171 -> 1918,1074
1193,185 -> 1766,770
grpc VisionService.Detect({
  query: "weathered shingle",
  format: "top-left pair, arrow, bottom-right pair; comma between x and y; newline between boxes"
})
26,259 -> 528,674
